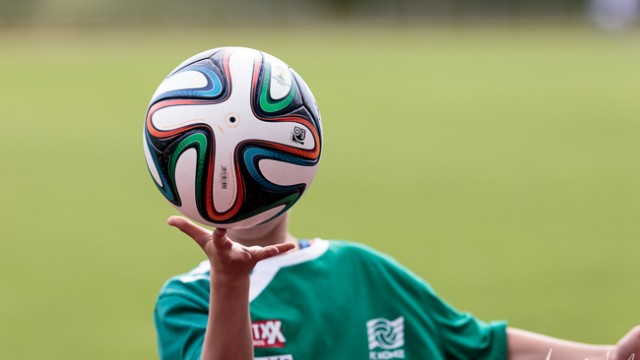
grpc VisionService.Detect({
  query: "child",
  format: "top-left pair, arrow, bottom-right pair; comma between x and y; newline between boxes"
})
154,212 -> 639,360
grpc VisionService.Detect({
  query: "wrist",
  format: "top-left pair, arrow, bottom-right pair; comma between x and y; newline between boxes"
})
211,272 -> 250,290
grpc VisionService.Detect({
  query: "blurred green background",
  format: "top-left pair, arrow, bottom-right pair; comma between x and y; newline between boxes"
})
1,0 -> 640,358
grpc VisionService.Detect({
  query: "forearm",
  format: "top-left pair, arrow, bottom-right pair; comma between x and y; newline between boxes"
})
202,274 -> 253,360
508,328 -> 615,360
166,218 -> 295,360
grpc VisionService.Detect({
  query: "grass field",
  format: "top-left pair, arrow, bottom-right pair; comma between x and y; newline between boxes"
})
1,24 -> 639,358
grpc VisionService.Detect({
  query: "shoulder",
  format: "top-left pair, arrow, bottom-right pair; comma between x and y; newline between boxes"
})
326,240 -> 405,267
156,261 -> 211,311
161,260 -> 210,290
324,240 -> 421,281
322,241 -> 443,306
325,239 -> 384,257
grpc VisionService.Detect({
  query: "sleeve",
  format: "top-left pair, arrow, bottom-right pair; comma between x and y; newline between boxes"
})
361,244 -> 508,360
423,290 -> 507,360
154,281 -> 209,360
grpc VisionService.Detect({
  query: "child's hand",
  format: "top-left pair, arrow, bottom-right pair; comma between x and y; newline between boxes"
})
167,216 -> 295,282
614,326 -> 640,360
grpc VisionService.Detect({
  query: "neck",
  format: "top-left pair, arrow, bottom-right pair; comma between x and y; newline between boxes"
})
226,213 -> 296,248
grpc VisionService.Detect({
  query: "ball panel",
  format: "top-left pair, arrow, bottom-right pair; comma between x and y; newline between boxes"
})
173,147 -> 204,224
215,204 -> 288,229
243,146 -> 318,189
143,131 -> 162,186
253,57 -> 301,116
152,60 -> 225,105
144,130 -> 179,204
169,132 -> 209,209
168,48 -> 223,76
151,103 -> 214,132
258,159 -> 318,188
259,55 -> 298,114
152,70 -> 209,100
291,69 -> 323,140
264,54 -> 293,101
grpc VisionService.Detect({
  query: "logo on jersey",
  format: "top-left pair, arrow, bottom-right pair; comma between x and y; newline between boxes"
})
255,356 -> 293,360
252,320 -> 286,348
367,316 -> 405,359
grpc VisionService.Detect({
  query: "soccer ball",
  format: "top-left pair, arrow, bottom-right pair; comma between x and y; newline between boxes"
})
143,47 -> 322,229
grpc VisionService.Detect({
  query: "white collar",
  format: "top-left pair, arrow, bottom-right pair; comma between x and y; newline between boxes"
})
250,238 -> 329,302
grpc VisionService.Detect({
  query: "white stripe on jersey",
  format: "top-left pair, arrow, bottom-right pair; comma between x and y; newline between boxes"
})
250,239 -> 328,302
177,239 -> 330,303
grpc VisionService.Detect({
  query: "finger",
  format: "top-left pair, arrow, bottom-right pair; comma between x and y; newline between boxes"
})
167,216 -> 211,249
212,228 -> 232,251
250,242 -> 296,262
275,242 -> 296,253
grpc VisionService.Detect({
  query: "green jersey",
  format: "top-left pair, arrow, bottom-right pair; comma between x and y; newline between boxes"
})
154,240 -> 507,359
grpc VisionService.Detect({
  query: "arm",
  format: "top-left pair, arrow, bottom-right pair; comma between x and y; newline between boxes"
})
167,216 -> 295,360
508,327 -> 613,359
508,326 -> 640,360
